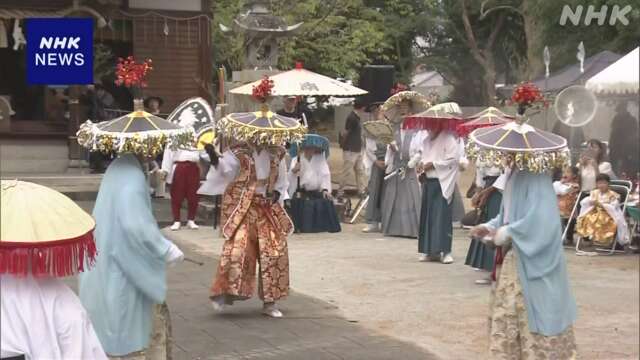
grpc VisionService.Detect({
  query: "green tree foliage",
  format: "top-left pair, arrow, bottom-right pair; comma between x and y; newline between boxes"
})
211,0 -> 638,105
413,1 -> 526,105
273,0 -> 389,80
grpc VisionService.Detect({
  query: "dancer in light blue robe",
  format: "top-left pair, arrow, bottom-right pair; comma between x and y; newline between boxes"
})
79,153 -> 183,356
479,170 -> 577,340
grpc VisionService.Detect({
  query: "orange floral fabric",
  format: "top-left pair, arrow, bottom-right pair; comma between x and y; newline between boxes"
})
211,145 -> 292,303
557,183 -> 579,218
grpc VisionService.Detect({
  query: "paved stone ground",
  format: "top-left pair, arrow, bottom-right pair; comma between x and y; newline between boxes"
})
166,248 -> 437,360
172,223 -> 639,360
73,200 -> 437,360
74,188 -> 640,360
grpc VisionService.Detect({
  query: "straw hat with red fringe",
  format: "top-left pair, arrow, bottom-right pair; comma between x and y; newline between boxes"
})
1,180 -> 97,277
402,102 -> 465,132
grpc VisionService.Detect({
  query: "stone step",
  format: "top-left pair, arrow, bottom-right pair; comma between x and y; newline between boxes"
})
1,173 -> 103,200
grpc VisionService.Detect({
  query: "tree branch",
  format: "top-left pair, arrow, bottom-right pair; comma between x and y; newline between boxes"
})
479,1 -> 523,20
486,12 -> 506,50
460,0 -> 487,67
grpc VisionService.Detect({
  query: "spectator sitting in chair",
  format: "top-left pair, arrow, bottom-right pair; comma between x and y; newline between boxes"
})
553,166 -> 581,244
287,135 -> 341,233
576,174 -> 629,248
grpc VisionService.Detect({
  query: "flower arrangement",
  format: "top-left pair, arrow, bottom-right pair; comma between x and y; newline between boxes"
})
511,82 -> 548,115
252,76 -> 275,103
115,56 -> 153,88
390,82 -> 409,96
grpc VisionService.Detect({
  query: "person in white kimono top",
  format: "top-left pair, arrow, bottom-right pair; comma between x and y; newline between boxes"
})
288,143 -> 341,233
1,275 -> 107,360
416,126 -> 461,263
161,148 -> 201,230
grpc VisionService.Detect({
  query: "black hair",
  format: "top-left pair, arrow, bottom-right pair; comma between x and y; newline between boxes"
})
353,98 -> 366,109
596,173 -> 610,183
586,139 -> 607,163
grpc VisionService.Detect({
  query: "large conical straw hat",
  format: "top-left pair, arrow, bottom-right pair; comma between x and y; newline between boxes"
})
1,180 -> 97,277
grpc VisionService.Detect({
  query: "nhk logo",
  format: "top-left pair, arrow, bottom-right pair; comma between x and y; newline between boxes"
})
26,18 -> 93,85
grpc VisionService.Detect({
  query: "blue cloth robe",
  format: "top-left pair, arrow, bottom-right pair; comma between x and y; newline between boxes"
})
79,154 -> 171,356
486,170 -> 577,336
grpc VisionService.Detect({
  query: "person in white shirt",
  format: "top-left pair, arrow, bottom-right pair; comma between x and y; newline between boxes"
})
198,141 -> 292,318
579,139 -> 615,192
1,274 -> 108,360
288,135 -> 341,233
161,148 -> 201,230
416,125 -> 461,264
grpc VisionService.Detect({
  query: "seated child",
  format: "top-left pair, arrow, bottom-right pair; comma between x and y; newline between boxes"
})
553,166 -> 581,219
576,173 -> 629,247
288,135 -> 341,233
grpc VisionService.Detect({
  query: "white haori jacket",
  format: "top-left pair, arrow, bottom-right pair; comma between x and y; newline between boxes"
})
1,274 -> 107,360
160,148 -> 201,185
418,131 -> 461,203
288,154 -> 332,195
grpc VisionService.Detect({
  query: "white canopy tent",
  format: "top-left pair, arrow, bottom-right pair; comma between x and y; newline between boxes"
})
230,65 -> 367,97
586,47 -> 639,95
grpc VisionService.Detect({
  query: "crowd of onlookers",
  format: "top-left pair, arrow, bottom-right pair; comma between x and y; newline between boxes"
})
552,138 -> 639,252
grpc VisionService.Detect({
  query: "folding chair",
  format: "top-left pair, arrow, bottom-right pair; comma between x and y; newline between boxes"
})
575,184 -> 630,255
626,206 -> 640,249
611,179 -> 633,190
561,191 -> 589,248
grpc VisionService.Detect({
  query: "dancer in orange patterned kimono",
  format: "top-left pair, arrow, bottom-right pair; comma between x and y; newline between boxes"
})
198,142 -> 293,318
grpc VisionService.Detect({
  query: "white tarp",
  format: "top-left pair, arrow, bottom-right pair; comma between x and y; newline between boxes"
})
230,67 -> 367,97
586,47 -> 639,95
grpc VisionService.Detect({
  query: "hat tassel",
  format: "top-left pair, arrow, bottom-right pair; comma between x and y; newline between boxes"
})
0,231 -> 97,277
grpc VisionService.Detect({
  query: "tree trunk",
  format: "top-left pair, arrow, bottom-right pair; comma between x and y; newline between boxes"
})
483,57 -> 497,105
521,0 -> 544,80
460,0 -> 503,105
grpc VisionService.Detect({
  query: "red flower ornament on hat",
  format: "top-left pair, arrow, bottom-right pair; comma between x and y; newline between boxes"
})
252,76 -> 275,104
115,56 -> 153,88
510,82 -> 548,117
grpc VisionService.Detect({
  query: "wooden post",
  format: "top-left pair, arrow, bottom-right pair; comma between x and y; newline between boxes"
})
67,85 -> 84,165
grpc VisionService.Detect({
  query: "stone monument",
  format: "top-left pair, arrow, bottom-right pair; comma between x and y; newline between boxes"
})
221,0 -> 302,111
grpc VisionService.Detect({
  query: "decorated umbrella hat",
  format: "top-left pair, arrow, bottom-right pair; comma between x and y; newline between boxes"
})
289,134 -> 330,159
380,89 -> 431,125
456,106 -> 514,137
403,102 -> 464,131
77,57 -> 195,157
218,76 -> 307,146
467,82 -> 569,173
1,180 -> 97,277
230,62 -> 367,97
